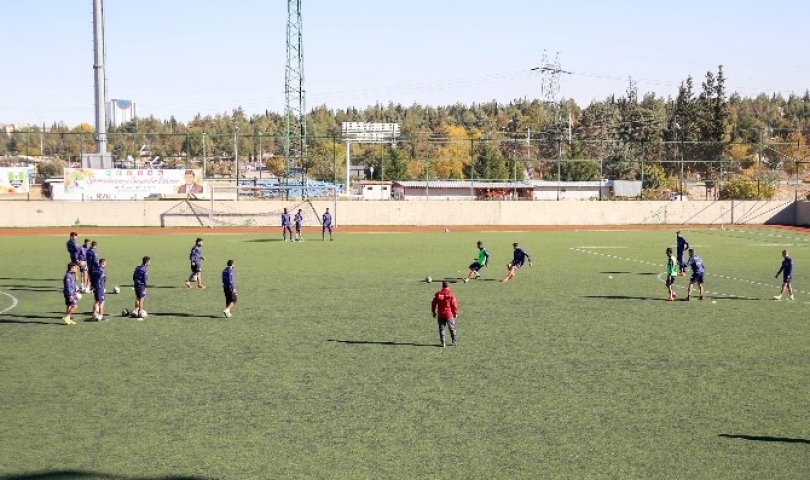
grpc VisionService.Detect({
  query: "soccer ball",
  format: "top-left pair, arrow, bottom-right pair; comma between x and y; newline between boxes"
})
463,278 -> 469,283
113,286 -> 121,294
75,292 -> 82,300
425,276 -> 432,283
139,310 -> 148,319
121,308 -> 130,317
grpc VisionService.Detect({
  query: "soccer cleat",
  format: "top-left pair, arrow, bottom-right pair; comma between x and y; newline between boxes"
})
440,342 -> 446,348
451,340 -> 458,347
685,296 -> 691,301
185,281 -> 191,289
665,298 -> 674,302
773,296 -> 782,301
198,284 -> 207,290
223,310 -> 231,318
62,316 -> 76,325
699,296 -> 704,300
789,296 -> 795,300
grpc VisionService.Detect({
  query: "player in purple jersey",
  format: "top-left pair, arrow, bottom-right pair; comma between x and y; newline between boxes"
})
62,262 -> 79,325
322,208 -> 333,241
76,238 -> 91,293
502,242 -> 533,283
131,256 -> 150,318
66,232 -> 79,283
85,241 -> 100,289
185,238 -> 206,289
281,208 -> 293,242
294,209 -> 304,242
222,259 -> 237,318
91,258 -> 108,321
685,249 -> 705,301
774,249 -> 794,300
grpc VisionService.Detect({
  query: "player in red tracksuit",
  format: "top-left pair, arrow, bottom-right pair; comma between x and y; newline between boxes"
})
431,281 -> 459,348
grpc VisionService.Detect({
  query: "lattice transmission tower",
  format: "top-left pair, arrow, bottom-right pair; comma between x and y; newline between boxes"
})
284,0 -> 307,188
540,50 -> 561,108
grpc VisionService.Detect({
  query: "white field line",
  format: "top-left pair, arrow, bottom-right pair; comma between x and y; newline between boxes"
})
570,247 -> 810,298
0,290 -> 19,314
717,228 -> 810,244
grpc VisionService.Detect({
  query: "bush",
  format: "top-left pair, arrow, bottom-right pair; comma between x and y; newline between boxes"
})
719,178 -> 777,200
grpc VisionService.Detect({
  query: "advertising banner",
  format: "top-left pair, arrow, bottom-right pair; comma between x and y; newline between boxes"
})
0,167 -> 31,195
57,168 -> 206,200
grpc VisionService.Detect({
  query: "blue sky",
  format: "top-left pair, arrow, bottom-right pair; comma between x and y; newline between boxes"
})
3,0 -> 808,126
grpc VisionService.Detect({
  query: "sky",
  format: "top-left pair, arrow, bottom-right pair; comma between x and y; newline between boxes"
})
2,0 -> 809,127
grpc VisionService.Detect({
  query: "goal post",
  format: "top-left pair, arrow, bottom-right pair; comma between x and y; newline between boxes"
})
159,184 -> 338,228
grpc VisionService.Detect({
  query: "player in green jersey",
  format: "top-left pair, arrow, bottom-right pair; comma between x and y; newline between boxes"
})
463,241 -> 490,283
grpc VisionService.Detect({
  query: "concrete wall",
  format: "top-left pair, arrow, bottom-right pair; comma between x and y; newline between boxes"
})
0,199 -> 800,228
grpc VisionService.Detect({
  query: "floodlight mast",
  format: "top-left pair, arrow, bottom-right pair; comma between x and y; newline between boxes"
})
92,0 -> 107,153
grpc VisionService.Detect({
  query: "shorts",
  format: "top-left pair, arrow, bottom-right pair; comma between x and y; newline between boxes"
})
224,287 -> 237,305
665,275 -> 676,287
135,288 -> 147,300
509,262 -> 524,270
469,262 -> 483,272
78,261 -> 88,272
190,262 -> 202,274
64,295 -> 77,307
783,275 -> 792,284
94,289 -> 105,303
295,224 -> 302,232
690,273 -> 704,284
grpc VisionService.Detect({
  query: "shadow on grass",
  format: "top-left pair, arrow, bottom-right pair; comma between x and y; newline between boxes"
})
151,312 -> 224,319
244,238 -> 285,243
600,271 -> 632,274
719,433 -> 810,445
328,339 -> 436,348
5,286 -> 59,292
583,295 -> 661,301
0,471 -> 213,480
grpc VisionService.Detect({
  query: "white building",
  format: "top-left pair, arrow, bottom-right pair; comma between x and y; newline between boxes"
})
106,99 -> 137,127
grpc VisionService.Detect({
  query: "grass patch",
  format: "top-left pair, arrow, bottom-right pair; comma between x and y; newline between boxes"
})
1,228 -> 809,479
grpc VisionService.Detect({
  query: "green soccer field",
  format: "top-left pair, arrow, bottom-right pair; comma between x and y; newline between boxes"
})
1,227 -> 809,480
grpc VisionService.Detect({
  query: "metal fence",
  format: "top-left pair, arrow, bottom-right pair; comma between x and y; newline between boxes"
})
2,131 -> 809,200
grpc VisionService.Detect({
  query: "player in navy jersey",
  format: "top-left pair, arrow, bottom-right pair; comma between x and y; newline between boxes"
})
676,231 -> 690,275
132,256 -> 150,318
91,258 -> 108,321
222,259 -> 237,318
185,238 -> 206,289
774,249 -> 794,300
685,248 -> 705,301
281,208 -> 293,242
294,209 -> 304,242
502,242 -> 533,283
322,208 -> 333,241
76,238 -> 91,293
85,241 -> 100,289
62,262 -> 79,325
66,232 -> 79,283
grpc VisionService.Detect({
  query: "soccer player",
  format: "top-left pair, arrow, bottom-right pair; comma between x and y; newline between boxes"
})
66,232 -> 79,283
132,256 -> 150,318
464,241 -> 490,282
685,248 -> 705,301
502,242 -> 533,283
85,241 -> 100,288
774,249 -> 794,301
76,238 -> 91,293
222,259 -> 237,318
431,280 -> 459,347
322,207 -> 333,241
281,208 -> 293,242
91,258 -> 108,321
185,237 -> 206,289
62,262 -> 79,325
665,247 -> 678,301
676,231 -> 690,275
294,209 -> 304,242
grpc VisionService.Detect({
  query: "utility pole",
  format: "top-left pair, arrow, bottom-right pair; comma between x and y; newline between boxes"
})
92,0 -> 107,153
284,0 -> 307,199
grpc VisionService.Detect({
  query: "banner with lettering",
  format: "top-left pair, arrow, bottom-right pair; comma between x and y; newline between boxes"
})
57,168 -> 206,200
